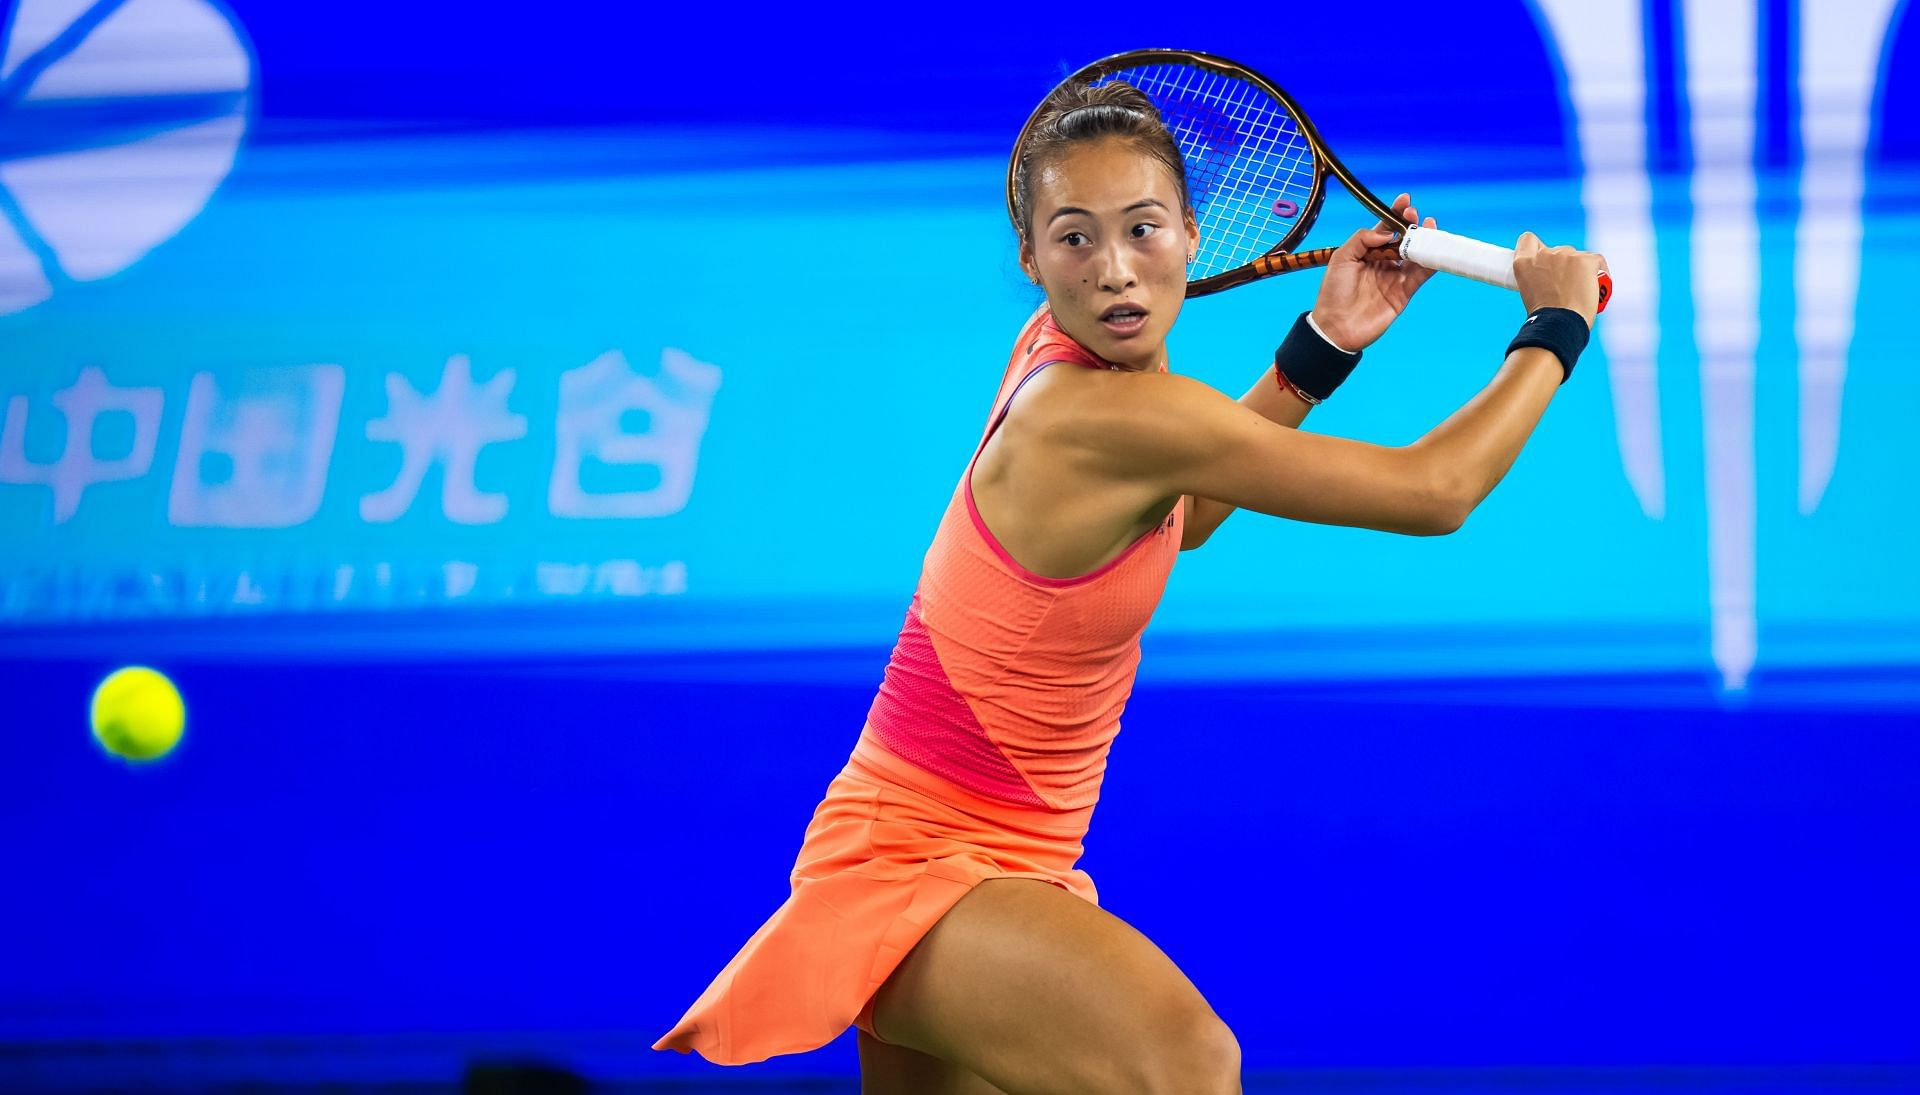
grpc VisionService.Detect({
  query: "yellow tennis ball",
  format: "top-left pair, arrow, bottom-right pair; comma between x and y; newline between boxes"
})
90,666 -> 186,762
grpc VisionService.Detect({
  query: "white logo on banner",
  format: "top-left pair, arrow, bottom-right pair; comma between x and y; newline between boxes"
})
0,349 -> 722,535
1532,0 -> 1899,690
0,0 -> 253,314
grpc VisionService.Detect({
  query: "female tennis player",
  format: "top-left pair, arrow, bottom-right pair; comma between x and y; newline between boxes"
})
655,79 -> 1606,1094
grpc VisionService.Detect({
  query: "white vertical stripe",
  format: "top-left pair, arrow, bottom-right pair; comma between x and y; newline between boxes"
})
1530,0 -> 1666,519
1794,0 -> 1898,514
1683,0 -> 1759,691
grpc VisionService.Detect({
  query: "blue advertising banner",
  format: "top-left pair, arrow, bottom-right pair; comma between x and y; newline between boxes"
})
3,2 -> 1919,1087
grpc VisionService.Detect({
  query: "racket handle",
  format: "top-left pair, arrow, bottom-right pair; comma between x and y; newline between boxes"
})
1398,226 -> 1611,314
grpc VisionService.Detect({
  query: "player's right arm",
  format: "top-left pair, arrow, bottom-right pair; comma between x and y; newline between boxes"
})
1075,235 -> 1604,538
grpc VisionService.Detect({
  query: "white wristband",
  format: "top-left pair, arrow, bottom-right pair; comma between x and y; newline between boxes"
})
1305,311 -> 1358,355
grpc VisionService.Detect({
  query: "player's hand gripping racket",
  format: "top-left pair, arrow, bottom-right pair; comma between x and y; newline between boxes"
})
1008,48 -> 1612,312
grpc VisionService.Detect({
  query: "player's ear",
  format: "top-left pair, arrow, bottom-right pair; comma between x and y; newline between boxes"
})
1018,234 -> 1040,284
1184,205 -> 1199,264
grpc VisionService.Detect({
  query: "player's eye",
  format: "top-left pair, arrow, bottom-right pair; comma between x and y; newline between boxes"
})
1131,223 -> 1159,238
1061,231 -> 1087,247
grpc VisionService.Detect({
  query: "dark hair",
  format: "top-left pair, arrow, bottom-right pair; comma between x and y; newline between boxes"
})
1010,79 -> 1191,243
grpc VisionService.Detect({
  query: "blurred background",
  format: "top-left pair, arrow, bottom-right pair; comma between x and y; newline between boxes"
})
2,0 -> 1917,1091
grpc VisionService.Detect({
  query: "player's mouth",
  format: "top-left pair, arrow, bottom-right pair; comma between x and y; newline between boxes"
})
1098,302 -> 1149,337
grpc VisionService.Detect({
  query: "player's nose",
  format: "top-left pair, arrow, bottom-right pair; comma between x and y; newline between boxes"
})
1096,241 -> 1138,292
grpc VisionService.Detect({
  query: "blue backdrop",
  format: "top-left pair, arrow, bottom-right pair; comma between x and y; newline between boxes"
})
2,0 -> 1917,1089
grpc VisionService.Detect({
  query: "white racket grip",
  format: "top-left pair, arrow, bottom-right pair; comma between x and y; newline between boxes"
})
1398,226 -> 1517,291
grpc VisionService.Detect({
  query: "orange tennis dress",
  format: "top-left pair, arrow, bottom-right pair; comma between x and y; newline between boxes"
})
653,306 -> 1185,1064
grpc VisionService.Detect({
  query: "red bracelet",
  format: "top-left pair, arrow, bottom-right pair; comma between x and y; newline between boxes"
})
1274,366 -> 1322,405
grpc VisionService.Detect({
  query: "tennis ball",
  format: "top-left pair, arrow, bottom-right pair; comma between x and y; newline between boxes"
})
90,666 -> 186,762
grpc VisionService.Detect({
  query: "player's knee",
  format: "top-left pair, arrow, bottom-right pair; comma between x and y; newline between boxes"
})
1124,1006 -> 1240,1094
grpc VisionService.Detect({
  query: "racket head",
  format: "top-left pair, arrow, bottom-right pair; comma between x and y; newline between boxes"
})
1006,49 -> 1346,297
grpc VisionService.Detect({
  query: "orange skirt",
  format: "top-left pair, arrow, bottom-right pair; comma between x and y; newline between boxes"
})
652,727 -> 1099,1065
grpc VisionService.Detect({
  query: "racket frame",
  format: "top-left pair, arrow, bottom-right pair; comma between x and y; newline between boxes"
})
1007,47 -> 1418,299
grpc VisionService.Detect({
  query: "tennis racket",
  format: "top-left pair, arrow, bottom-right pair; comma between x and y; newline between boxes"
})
1007,48 -> 1612,312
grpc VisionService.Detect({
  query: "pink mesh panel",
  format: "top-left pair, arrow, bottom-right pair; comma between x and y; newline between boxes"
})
866,595 -> 1046,807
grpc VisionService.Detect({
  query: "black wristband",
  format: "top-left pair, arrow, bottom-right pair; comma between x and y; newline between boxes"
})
1505,307 -> 1590,384
1274,311 -> 1361,404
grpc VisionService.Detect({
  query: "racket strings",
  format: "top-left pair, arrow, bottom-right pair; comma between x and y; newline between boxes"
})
1093,64 -> 1319,281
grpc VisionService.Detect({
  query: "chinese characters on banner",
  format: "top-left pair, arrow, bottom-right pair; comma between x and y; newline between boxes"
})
0,348 -> 721,619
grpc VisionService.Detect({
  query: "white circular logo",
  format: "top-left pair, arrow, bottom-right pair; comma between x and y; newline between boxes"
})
0,0 -> 253,315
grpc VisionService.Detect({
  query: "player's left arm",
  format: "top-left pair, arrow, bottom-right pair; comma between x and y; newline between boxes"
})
1182,193 -> 1436,550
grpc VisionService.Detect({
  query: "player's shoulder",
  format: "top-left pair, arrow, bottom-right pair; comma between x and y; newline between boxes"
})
1012,361 -> 1213,449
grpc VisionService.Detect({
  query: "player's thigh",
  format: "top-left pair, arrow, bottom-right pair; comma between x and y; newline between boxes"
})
867,876 -> 1240,1095
858,1030 -> 1009,1095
